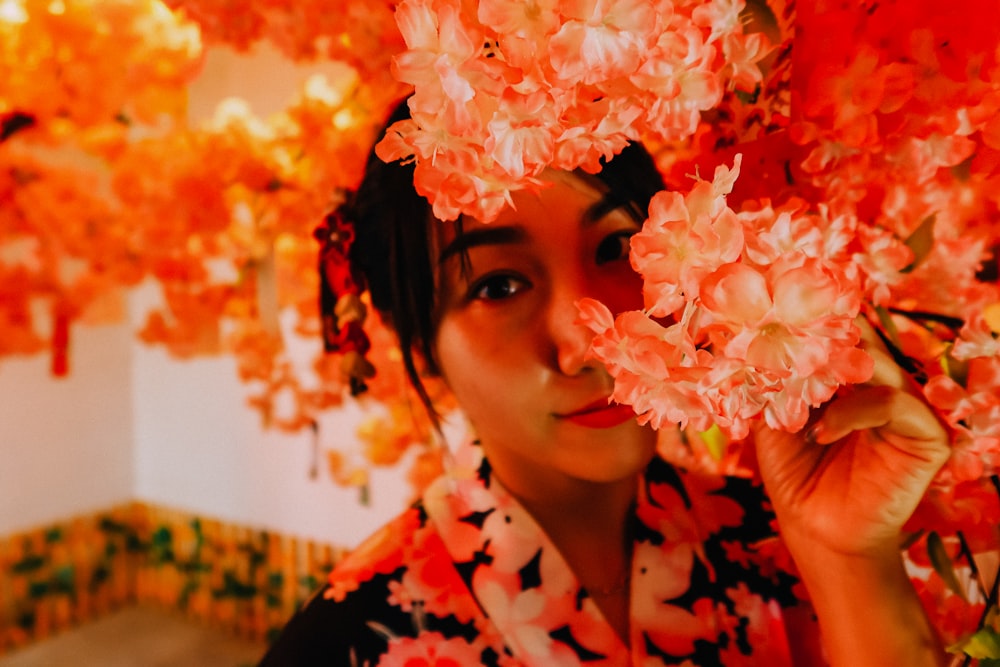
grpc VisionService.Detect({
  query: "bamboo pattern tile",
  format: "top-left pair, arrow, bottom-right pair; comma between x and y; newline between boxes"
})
0,503 -> 347,655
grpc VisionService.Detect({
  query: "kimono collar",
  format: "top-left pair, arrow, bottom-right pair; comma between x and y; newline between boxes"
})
421,441 -> 751,666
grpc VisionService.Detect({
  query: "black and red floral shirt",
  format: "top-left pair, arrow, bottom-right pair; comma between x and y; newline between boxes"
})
260,442 -> 812,666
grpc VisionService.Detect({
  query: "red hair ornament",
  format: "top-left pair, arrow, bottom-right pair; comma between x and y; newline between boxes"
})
315,202 -> 375,396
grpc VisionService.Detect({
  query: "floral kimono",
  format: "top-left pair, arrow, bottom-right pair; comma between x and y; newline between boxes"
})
259,442 -> 810,666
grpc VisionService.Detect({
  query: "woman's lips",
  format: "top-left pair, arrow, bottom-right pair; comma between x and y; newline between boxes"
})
559,399 -> 636,429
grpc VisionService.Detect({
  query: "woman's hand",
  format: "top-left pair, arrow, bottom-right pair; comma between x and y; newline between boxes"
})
754,318 -> 951,555
754,318 -> 951,667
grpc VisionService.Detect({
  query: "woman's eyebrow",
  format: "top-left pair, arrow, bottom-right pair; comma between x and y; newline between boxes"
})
584,191 -> 642,225
437,225 -> 526,265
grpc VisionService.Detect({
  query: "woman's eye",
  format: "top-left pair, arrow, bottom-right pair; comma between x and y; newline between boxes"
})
595,231 -> 634,265
470,274 -> 526,301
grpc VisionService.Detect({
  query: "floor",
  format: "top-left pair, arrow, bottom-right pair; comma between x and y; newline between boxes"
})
0,607 -> 268,667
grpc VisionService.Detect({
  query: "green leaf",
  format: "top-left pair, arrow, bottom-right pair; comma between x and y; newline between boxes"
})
940,343 -> 970,387
248,547 -> 267,569
698,424 -> 727,461
98,517 -> 128,534
190,518 -> 205,552
927,531 -> 968,602
903,214 -> 936,272
216,571 -> 257,599
179,580 -> 199,608
11,554 -> 45,574
17,611 -> 36,630
53,565 -> 75,594
735,85 -> 762,105
950,627 -> 1000,659
179,560 -> 211,574
91,565 -> 111,587
873,306 -> 903,351
152,526 -> 173,547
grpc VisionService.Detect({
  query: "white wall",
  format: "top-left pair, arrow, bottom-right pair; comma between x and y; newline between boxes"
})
0,322 -> 135,535
129,345 -> 413,548
129,286 -> 412,548
0,291 -> 411,549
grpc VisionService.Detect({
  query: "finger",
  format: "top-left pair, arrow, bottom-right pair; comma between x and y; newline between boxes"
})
809,385 -> 948,451
855,316 -> 928,394
865,341 -> 910,391
855,316 -> 888,354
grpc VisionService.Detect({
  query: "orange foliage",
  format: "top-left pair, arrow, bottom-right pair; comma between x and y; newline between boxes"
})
1,0 -> 440,498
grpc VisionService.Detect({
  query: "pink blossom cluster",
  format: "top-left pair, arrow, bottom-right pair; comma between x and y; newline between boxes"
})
376,0 -> 767,222
781,3 -> 1000,487
580,156 -> 873,439
924,326 -> 1000,486
575,1 -> 1000,493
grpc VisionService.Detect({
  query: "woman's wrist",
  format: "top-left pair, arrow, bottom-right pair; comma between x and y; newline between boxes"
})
785,534 -> 946,667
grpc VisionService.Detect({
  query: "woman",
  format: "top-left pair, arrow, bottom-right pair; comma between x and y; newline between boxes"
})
259,102 -> 951,666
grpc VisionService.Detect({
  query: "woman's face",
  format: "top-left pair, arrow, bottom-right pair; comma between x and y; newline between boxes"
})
431,171 -> 657,500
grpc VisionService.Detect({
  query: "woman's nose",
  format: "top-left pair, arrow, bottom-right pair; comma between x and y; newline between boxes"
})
546,280 -> 598,376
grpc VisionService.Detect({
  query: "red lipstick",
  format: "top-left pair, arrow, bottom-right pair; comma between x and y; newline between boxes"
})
560,399 -> 636,429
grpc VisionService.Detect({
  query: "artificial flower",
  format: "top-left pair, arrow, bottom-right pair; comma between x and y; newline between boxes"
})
380,0 -> 766,222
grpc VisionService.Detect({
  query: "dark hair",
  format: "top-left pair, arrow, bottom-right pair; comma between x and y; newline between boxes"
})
348,99 -> 666,421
